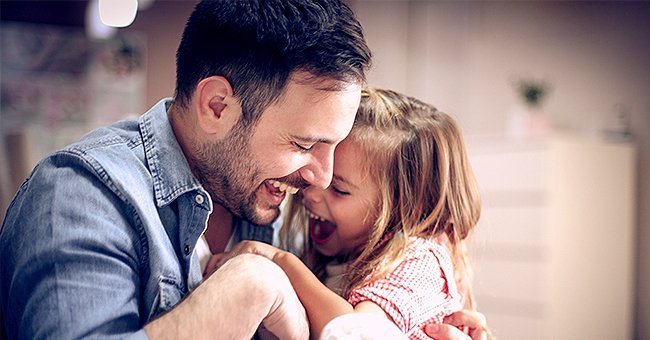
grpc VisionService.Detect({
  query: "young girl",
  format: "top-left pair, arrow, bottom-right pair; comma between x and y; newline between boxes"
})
209,88 -> 482,339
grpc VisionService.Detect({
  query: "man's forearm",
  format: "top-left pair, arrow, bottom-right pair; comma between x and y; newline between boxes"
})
144,255 -> 263,339
146,253 -> 307,339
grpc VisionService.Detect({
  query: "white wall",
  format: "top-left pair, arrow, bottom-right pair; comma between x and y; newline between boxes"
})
351,1 -> 650,339
125,1 -> 194,107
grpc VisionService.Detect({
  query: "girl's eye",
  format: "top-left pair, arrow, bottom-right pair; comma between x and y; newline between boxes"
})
331,186 -> 350,196
293,142 -> 314,153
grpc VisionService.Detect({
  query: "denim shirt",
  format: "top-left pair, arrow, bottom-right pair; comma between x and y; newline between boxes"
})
0,99 -> 273,339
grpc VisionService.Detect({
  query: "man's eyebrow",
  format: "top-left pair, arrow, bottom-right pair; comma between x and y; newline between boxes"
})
292,135 -> 336,145
333,173 -> 358,189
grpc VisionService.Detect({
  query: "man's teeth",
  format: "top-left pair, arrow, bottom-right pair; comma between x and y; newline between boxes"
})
268,180 -> 299,194
308,211 -> 326,222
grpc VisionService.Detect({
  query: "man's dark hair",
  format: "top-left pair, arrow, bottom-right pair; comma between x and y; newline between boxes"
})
174,0 -> 372,126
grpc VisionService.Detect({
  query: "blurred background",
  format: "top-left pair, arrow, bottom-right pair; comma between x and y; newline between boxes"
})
0,1 -> 648,339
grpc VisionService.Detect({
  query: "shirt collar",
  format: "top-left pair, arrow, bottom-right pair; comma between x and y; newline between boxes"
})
139,98 -> 208,208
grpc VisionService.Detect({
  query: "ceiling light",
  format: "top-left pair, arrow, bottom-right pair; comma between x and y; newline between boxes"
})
86,0 -> 116,40
99,0 -> 138,28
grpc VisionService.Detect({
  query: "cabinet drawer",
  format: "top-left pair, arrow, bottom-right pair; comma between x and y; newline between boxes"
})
472,206 -> 548,247
470,148 -> 548,192
472,259 -> 547,304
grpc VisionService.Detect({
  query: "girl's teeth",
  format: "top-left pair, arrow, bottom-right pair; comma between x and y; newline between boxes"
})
288,187 -> 299,194
279,183 -> 288,192
308,211 -> 325,221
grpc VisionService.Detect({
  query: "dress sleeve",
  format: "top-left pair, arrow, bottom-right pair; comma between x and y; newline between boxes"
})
347,240 -> 461,336
0,155 -> 146,339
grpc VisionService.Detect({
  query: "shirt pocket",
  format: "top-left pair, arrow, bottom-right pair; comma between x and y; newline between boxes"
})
148,275 -> 185,320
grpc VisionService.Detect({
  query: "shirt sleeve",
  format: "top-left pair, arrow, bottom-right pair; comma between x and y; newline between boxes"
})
347,240 -> 461,335
0,155 -> 146,339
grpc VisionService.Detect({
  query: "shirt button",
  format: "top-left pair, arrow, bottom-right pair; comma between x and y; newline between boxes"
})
195,194 -> 204,205
184,244 -> 191,255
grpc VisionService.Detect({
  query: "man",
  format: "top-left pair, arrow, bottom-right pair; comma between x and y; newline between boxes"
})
0,1 -> 485,339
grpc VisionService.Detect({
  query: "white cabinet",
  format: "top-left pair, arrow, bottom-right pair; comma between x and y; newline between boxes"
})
466,135 -> 636,340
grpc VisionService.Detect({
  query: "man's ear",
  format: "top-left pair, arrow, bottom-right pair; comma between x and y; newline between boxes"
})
195,76 -> 243,138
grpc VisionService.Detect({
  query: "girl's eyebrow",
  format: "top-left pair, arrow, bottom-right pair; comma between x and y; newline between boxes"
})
333,174 -> 358,189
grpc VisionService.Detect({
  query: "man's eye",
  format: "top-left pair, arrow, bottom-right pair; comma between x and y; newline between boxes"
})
293,142 -> 314,153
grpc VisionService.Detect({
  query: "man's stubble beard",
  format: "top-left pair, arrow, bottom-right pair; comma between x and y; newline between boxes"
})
193,123 -> 274,225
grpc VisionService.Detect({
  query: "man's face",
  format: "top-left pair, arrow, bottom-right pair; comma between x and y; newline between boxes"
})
197,74 -> 361,225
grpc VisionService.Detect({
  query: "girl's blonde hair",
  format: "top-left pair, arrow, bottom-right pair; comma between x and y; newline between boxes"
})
281,88 -> 481,308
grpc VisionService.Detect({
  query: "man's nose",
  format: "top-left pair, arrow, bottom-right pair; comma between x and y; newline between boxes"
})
299,148 -> 334,190
302,185 -> 324,204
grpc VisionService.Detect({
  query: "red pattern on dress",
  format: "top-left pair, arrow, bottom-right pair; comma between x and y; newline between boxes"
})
348,238 -> 462,340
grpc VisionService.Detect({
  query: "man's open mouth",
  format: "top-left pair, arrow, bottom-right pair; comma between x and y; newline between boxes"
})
267,179 -> 300,195
262,179 -> 300,207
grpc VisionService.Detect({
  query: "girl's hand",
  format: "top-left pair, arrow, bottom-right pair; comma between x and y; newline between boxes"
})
203,252 -> 230,278
228,240 -> 283,261
203,241 -> 285,278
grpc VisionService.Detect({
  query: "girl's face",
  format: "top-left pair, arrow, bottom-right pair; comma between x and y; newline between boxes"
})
301,138 -> 381,257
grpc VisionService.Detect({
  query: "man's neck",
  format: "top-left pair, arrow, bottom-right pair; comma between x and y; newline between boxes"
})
169,101 -> 235,253
204,204 -> 234,254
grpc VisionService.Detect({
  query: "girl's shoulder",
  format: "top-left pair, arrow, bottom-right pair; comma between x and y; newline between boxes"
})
402,237 -> 456,279
406,236 -> 451,260
380,237 -> 450,279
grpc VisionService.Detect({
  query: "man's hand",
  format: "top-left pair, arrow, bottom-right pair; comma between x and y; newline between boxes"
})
424,310 -> 488,340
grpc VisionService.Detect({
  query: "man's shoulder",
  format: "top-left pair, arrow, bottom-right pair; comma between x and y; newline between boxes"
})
63,119 -> 143,159
23,118 -> 152,204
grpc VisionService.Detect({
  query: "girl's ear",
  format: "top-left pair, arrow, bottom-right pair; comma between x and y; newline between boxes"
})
194,76 -> 243,139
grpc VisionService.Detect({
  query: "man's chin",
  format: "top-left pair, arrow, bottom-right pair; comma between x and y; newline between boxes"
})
249,206 -> 281,226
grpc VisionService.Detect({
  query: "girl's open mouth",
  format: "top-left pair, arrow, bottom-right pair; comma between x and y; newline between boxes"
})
308,213 -> 337,245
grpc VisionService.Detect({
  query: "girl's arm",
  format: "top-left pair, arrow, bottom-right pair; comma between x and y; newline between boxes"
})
223,240 -> 387,339
272,250 -> 353,336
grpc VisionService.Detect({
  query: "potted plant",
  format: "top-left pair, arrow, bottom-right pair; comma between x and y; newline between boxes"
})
508,77 -> 551,137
